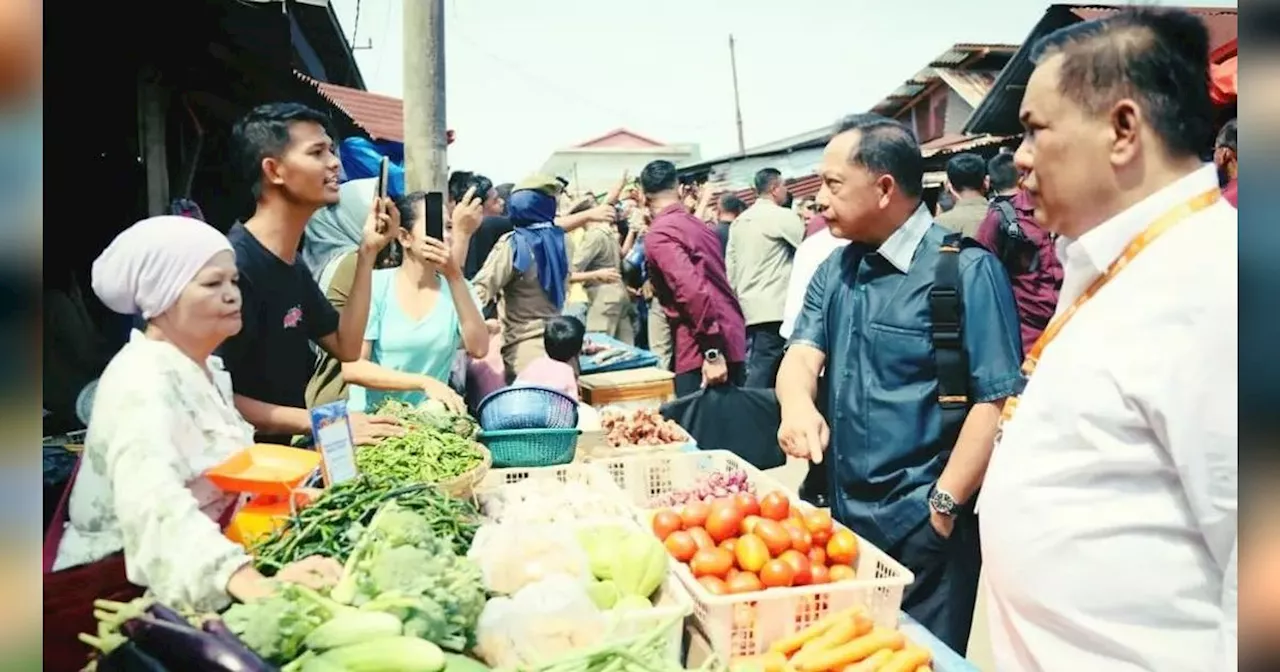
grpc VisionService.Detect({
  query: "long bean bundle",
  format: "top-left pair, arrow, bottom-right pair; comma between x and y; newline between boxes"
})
251,478 -> 479,575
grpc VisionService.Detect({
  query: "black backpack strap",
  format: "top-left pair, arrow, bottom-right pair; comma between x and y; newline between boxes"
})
931,233 -> 969,413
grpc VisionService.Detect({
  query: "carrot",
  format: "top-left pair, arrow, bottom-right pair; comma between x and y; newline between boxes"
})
769,607 -> 868,656
790,615 -> 873,668
794,628 -> 905,672
877,646 -> 932,672
840,648 -> 894,671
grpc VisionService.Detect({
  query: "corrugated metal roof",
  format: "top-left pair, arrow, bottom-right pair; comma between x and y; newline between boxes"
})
295,71 -> 457,145
965,4 -> 1238,137
868,42 -> 1014,119
921,133 -> 1015,158
1070,6 -> 1238,51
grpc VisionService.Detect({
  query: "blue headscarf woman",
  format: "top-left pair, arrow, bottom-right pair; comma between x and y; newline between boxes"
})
467,174 -> 572,381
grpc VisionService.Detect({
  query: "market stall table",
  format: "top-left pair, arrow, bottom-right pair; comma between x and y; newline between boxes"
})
579,366 -> 675,411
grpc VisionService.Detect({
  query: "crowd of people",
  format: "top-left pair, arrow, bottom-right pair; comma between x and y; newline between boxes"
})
42,6 -> 1237,672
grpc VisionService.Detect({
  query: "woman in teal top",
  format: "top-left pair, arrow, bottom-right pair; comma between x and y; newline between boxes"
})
343,190 -> 490,412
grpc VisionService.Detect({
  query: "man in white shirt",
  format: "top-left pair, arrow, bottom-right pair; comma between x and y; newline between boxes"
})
979,9 -> 1237,672
726,168 -> 805,387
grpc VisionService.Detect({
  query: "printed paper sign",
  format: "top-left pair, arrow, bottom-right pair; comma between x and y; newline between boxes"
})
309,401 -> 359,486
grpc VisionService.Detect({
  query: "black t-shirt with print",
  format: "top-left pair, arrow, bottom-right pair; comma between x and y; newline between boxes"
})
218,224 -> 340,423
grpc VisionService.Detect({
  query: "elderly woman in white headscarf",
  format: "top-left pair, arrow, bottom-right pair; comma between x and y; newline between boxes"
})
47,217 -> 341,622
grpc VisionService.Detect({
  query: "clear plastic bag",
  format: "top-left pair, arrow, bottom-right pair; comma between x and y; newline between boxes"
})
466,523 -> 592,595
474,574 -> 609,669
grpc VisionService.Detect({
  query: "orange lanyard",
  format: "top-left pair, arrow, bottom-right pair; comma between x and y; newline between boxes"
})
999,187 -> 1221,426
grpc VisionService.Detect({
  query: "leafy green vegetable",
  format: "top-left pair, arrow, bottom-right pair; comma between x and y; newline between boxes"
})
223,584 -> 345,664
331,502 -> 487,653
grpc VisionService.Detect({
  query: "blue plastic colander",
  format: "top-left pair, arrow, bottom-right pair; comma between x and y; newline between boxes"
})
476,384 -> 580,431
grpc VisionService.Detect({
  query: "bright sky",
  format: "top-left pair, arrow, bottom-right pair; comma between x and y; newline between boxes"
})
328,0 -> 1236,182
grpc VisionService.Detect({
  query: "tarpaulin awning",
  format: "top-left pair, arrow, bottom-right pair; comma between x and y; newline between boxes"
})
1210,38 -> 1238,106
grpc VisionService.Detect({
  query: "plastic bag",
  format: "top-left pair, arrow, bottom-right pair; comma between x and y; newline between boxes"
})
467,523 -> 592,595
474,574 -> 608,669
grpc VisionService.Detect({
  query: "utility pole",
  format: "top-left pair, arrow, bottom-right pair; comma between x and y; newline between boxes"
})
403,0 -> 448,192
729,34 -> 745,155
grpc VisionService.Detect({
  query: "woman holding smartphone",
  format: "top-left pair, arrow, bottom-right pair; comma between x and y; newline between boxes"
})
340,188 -> 490,412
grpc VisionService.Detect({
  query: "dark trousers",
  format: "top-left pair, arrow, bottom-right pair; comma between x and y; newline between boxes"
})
891,512 -> 982,655
744,322 -> 786,388
674,363 -> 745,397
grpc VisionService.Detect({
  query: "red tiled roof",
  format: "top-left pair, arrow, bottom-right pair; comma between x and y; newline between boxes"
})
295,71 -> 454,145
574,128 -> 665,149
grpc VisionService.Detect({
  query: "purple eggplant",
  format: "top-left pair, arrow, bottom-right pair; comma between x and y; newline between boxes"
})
120,616 -> 276,672
144,602 -> 189,627
200,616 -> 247,649
95,641 -> 171,672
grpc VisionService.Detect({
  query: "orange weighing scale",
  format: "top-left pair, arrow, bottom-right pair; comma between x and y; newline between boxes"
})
206,444 -> 322,546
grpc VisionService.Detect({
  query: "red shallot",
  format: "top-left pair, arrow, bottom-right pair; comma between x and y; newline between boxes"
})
649,469 -> 753,507
601,409 -> 689,447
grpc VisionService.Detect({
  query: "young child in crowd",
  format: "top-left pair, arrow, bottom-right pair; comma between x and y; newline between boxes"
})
515,316 -> 584,401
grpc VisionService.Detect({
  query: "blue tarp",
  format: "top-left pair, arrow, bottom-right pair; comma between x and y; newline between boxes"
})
340,137 -> 406,199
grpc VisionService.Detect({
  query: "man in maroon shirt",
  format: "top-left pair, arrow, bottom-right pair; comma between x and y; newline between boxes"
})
641,160 -> 747,396
974,153 -> 1062,354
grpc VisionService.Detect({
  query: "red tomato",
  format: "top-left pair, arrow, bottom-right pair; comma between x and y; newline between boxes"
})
732,493 -> 761,517
726,571 -> 764,594
726,567 -> 742,580
778,550 -> 813,586
706,505 -> 746,544
827,564 -> 857,582
809,564 -> 831,585
681,502 -> 710,529
754,520 -> 792,557
826,529 -> 859,566
665,531 -> 697,562
741,515 -> 764,536
690,548 -> 735,579
760,559 -> 796,588
719,538 -> 738,555
760,492 -> 791,521
782,522 -> 813,553
808,547 -> 827,567
698,576 -> 729,595
805,510 -> 834,546
652,510 -> 683,540
688,527 -> 715,551
734,534 -> 770,573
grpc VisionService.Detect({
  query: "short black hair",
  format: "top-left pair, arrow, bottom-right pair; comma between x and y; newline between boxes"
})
753,168 -> 782,195
397,191 -> 427,231
1031,7 -> 1213,159
231,102 -> 331,199
544,316 -> 586,362
718,193 -> 748,217
447,171 -> 492,206
987,152 -> 1020,192
945,153 -> 987,193
1216,118 -> 1237,153
832,113 -> 924,199
640,160 -> 678,195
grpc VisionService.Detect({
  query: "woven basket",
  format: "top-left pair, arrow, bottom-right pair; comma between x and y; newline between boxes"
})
436,442 -> 492,499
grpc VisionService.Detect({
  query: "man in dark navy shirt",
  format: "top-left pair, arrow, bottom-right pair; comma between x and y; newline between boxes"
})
777,114 -> 1022,653
218,103 -> 402,445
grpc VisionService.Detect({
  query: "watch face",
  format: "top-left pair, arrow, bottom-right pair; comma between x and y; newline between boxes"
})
931,489 -> 957,514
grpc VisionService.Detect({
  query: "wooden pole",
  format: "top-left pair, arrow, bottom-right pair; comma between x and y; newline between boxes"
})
729,34 -> 745,155
403,0 -> 447,192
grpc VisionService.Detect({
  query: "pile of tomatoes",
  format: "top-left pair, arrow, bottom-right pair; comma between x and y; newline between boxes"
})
650,490 -> 860,595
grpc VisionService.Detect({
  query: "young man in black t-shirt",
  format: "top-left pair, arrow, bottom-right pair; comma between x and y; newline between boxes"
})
218,103 -> 402,446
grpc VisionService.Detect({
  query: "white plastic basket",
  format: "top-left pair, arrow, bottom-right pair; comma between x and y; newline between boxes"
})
472,462 -> 637,525
592,450 -> 914,659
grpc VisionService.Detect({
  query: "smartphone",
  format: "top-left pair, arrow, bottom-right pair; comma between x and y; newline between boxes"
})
377,156 -> 390,199
426,191 -> 445,240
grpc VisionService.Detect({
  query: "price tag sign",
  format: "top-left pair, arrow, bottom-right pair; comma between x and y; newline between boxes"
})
309,401 -> 359,486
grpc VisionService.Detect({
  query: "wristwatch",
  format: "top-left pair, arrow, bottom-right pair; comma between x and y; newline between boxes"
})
703,349 -> 723,364
928,485 -> 958,517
